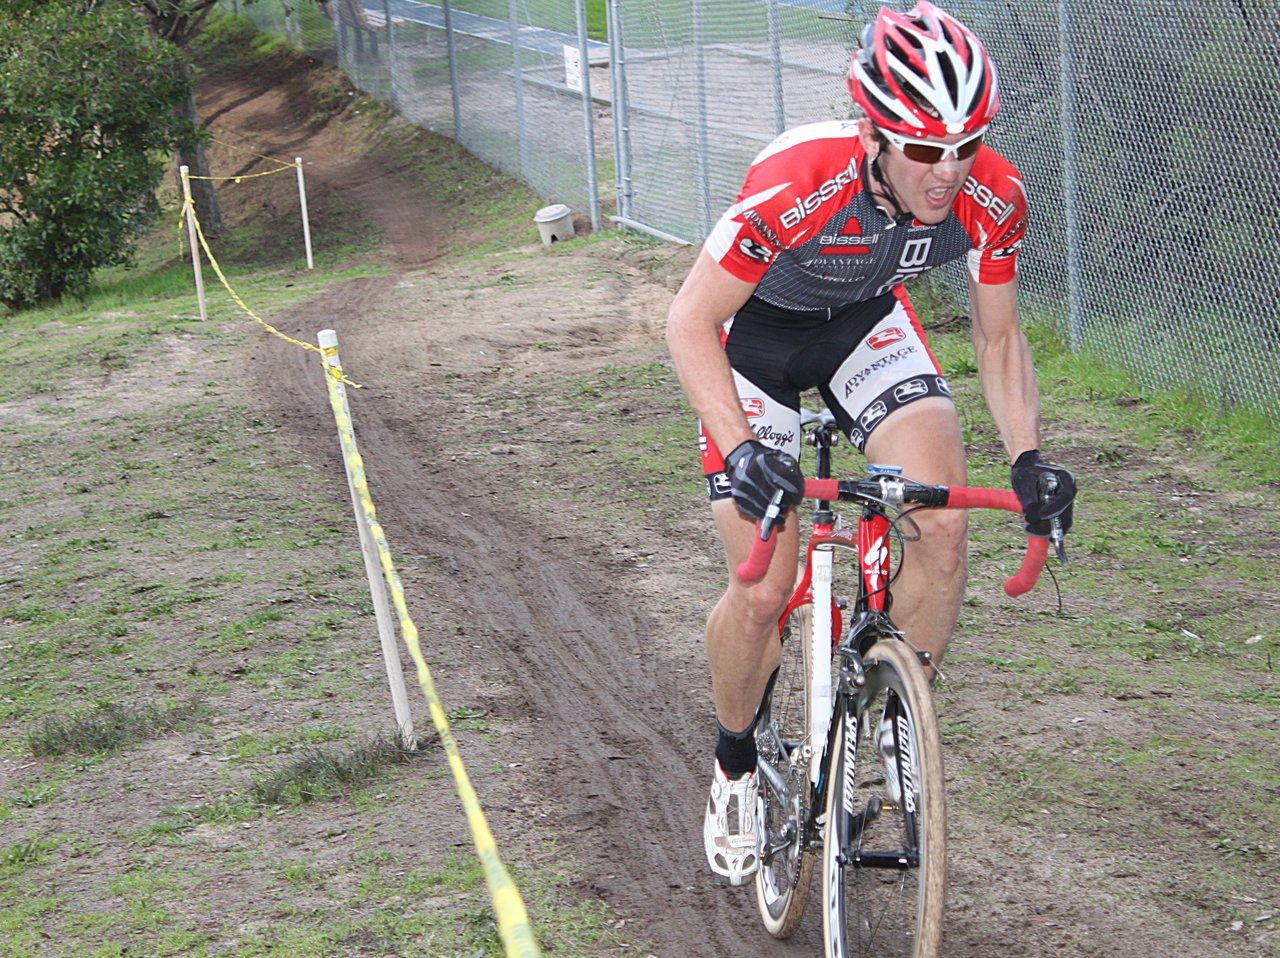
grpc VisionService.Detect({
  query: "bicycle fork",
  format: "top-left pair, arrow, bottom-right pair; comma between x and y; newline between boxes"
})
809,546 -> 835,789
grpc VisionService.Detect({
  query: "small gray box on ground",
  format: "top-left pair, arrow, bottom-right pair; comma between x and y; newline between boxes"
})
534,204 -> 575,245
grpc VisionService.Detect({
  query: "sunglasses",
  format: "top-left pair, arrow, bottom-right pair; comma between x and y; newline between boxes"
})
877,126 -> 987,164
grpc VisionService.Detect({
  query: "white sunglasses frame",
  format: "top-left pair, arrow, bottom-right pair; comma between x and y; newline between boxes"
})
876,125 -> 989,163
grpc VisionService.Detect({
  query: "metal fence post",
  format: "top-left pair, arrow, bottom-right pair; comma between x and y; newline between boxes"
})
607,0 -> 633,221
1057,0 -> 1085,349
442,0 -> 463,142
692,0 -> 713,236
508,0 -> 530,181
382,0 -> 399,110
575,0 -> 601,230
334,3 -> 346,69
766,0 -> 785,136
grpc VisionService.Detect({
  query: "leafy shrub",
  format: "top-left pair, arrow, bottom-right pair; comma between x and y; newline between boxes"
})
0,1 -> 195,309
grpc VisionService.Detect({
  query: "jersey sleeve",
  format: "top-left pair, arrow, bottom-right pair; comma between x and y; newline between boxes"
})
958,150 -> 1028,285
701,175 -> 792,284
701,121 -> 865,284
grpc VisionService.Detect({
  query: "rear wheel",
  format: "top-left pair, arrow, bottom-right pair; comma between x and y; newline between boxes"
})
821,639 -> 946,958
753,603 -> 817,938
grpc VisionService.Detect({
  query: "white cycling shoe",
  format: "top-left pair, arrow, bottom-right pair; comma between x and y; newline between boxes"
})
703,761 -> 762,886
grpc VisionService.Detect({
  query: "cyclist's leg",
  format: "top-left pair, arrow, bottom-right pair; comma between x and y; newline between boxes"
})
699,319 -> 803,885
706,496 -> 802,732
864,399 -> 967,669
820,288 -> 967,672
699,312 -> 806,734
700,483 -> 801,886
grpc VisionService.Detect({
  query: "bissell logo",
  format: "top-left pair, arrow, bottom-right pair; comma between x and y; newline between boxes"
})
819,215 -> 873,256
740,397 -> 765,418
962,176 -> 1019,226
779,157 -> 858,230
867,327 -> 906,350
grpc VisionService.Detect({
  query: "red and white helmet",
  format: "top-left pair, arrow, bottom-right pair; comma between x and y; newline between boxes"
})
848,2 -> 1000,139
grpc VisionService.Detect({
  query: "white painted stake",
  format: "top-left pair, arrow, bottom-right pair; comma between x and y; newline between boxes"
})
296,157 -> 314,269
318,329 -> 416,748
179,165 -> 207,322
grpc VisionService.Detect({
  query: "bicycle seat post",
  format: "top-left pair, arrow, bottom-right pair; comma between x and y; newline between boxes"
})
806,417 -> 839,525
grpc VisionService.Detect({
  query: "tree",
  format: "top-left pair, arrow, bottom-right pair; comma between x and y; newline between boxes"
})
0,1 -> 194,308
135,0 -> 226,235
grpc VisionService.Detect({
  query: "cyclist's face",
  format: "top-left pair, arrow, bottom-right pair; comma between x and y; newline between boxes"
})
859,120 -> 980,225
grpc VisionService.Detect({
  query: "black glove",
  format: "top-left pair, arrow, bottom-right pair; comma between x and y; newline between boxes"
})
1011,449 -> 1076,536
723,440 -> 804,521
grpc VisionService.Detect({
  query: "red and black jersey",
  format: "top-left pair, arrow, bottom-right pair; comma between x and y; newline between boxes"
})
704,120 -> 1027,311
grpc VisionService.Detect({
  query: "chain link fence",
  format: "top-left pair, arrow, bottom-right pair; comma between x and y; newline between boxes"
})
612,0 -> 1280,425
228,0 -> 606,226
227,0 -> 1280,426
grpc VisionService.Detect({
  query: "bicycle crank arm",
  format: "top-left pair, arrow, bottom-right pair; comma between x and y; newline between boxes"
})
759,822 -> 797,864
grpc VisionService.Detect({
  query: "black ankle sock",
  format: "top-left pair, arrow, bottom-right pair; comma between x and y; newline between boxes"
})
715,720 -> 758,778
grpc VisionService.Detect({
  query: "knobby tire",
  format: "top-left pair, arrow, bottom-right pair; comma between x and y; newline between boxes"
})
821,639 -> 946,958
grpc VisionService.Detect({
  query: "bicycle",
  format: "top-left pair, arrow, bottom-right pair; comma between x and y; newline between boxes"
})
741,407 -> 1063,957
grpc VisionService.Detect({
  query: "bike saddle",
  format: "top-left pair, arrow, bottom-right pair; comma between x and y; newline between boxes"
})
800,407 -> 837,428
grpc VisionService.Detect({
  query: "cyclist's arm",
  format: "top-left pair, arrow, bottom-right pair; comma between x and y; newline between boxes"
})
666,251 -> 759,455
967,274 -> 1042,460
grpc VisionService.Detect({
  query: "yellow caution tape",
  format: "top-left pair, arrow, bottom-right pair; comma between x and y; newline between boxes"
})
180,193 -> 362,389
209,134 -> 298,170
187,165 -> 296,182
320,353 -> 542,958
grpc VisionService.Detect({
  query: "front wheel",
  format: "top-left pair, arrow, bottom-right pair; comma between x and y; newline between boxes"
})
753,603 -> 817,938
821,639 -> 946,958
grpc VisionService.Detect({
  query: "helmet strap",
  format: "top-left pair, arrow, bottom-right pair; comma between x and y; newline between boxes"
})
870,152 -> 914,227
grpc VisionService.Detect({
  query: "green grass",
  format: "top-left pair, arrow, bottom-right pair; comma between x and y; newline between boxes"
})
0,837 -> 60,873
247,732 -> 418,807
28,699 -> 204,758
158,733 -> 421,829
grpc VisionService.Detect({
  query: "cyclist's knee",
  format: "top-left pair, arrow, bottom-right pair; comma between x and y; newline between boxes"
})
729,578 -> 790,632
915,509 -> 968,575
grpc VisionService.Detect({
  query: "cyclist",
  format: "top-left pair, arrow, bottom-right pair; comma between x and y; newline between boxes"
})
666,1 -> 1077,886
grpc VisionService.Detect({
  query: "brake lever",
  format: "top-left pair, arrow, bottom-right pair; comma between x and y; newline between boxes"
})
1049,517 -> 1069,565
759,487 -> 786,540
1040,475 -> 1069,566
